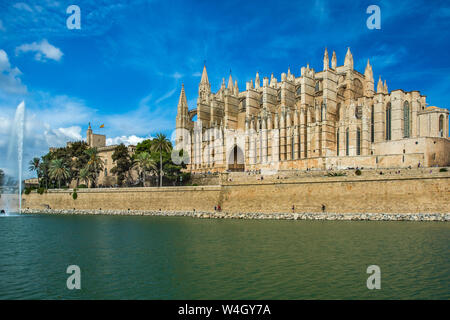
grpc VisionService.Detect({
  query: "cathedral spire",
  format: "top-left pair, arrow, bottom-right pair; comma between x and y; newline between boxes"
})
221,77 -> 226,90
383,80 -> 388,94
255,71 -> 260,88
227,71 -> 233,89
176,84 -> 189,130
234,80 -> 239,95
200,64 -> 209,84
177,84 -> 188,115
331,51 -> 337,69
344,47 -> 354,69
199,64 -> 211,96
323,48 -> 329,71
364,59 -> 373,80
377,76 -> 383,93
270,73 -> 275,87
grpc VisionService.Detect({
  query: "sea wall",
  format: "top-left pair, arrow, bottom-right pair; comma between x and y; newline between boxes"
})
19,172 -> 450,215
21,186 -> 221,212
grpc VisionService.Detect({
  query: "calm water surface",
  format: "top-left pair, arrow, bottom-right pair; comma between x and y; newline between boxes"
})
0,214 -> 448,299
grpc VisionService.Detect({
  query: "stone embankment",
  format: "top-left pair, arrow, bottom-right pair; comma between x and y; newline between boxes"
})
21,208 -> 449,222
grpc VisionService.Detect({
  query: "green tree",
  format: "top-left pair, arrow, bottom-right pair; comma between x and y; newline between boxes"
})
135,139 -> 154,154
78,167 -> 92,187
66,141 -> 89,186
85,148 -> 104,188
135,138 -> 189,187
39,157 -> 50,189
151,133 -> 171,187
133,152 -> 156,186
49,159 -> 70,189
111,144 -> 133,187
28,157 -> 41,179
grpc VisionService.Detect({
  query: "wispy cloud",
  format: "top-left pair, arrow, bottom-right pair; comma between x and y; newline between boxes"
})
155,88 -> 177,104
15,39 -> 63,62
13,2 -> 34,12
106,135 -> 150,146
0,49 -> 27,94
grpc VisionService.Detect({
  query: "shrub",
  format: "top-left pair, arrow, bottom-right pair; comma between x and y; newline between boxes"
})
72,190 -> 78,200
327,172 -> 346,177
192,183 -> 198,186
439,168 -> 448,172
24,187 -> 32,195
355,169 -> 362,176
37,187 -> 46,195
78,184 -> 87,188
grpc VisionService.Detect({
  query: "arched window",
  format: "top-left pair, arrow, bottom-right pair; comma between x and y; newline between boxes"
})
356,128 -> 361,155
371,105 -> 374,142
439,115 -> 444,137
386,102 -> 391,140
404,101 -> 410,138
315,81 -> 320,92
241,98 -> 246,111
104,168 -> 108,176
355,106 -> 362,119
353,79 -> 363,99
346,128 -> 349,156
296,86 -> 301,96
337,129 -> 340,156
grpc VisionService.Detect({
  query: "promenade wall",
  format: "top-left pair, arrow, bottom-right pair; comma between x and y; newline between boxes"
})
17,170 -> 450,214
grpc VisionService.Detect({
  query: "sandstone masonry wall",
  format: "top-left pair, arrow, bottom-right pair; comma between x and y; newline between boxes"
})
19,173 -> 450,214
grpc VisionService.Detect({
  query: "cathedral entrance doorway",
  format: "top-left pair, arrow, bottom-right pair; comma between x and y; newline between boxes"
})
228,145 -> 244,172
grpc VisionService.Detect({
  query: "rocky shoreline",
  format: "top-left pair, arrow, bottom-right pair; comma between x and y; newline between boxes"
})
20,208 -> 449,222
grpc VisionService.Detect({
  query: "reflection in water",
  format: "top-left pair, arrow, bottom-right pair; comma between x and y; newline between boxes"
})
0,215 -> 448,299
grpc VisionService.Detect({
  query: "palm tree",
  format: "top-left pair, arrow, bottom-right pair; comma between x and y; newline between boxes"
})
151,133 -> 171,187
78,167 -> 92,187
84,148 -> 104,188
39,160 -> 49,189
133,152 -> 156,186
49,159 -> 70,189
28,158 -> 41,178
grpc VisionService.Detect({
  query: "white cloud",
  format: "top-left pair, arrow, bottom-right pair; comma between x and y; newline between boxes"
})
15,39 -> 63,62
155,88 -> 177,104
44,126 -> 83,147
0,49 -> 27,94
13,2 -> 33,12
106,135 -> 148,146
172,72 -> 183,79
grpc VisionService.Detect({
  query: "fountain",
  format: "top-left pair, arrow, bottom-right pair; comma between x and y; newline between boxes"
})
3,101 -> 26,215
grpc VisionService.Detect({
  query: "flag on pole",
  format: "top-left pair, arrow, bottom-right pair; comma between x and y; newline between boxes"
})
99,124 -> 104,128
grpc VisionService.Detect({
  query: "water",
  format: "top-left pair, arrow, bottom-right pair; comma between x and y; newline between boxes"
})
0,214 -> 448,300
4,101 -> 25,214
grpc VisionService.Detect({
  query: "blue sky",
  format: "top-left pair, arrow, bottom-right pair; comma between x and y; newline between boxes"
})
1,0 -> 450,176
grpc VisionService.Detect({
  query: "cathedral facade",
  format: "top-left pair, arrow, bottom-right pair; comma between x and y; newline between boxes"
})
175,48 -> 450,173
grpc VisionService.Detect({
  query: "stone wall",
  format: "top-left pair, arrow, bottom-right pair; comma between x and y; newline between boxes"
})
21,186 -> 221,212
19,171 -> 450,214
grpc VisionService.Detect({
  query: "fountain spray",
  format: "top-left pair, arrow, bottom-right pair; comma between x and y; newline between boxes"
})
7,101 -> 25,214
